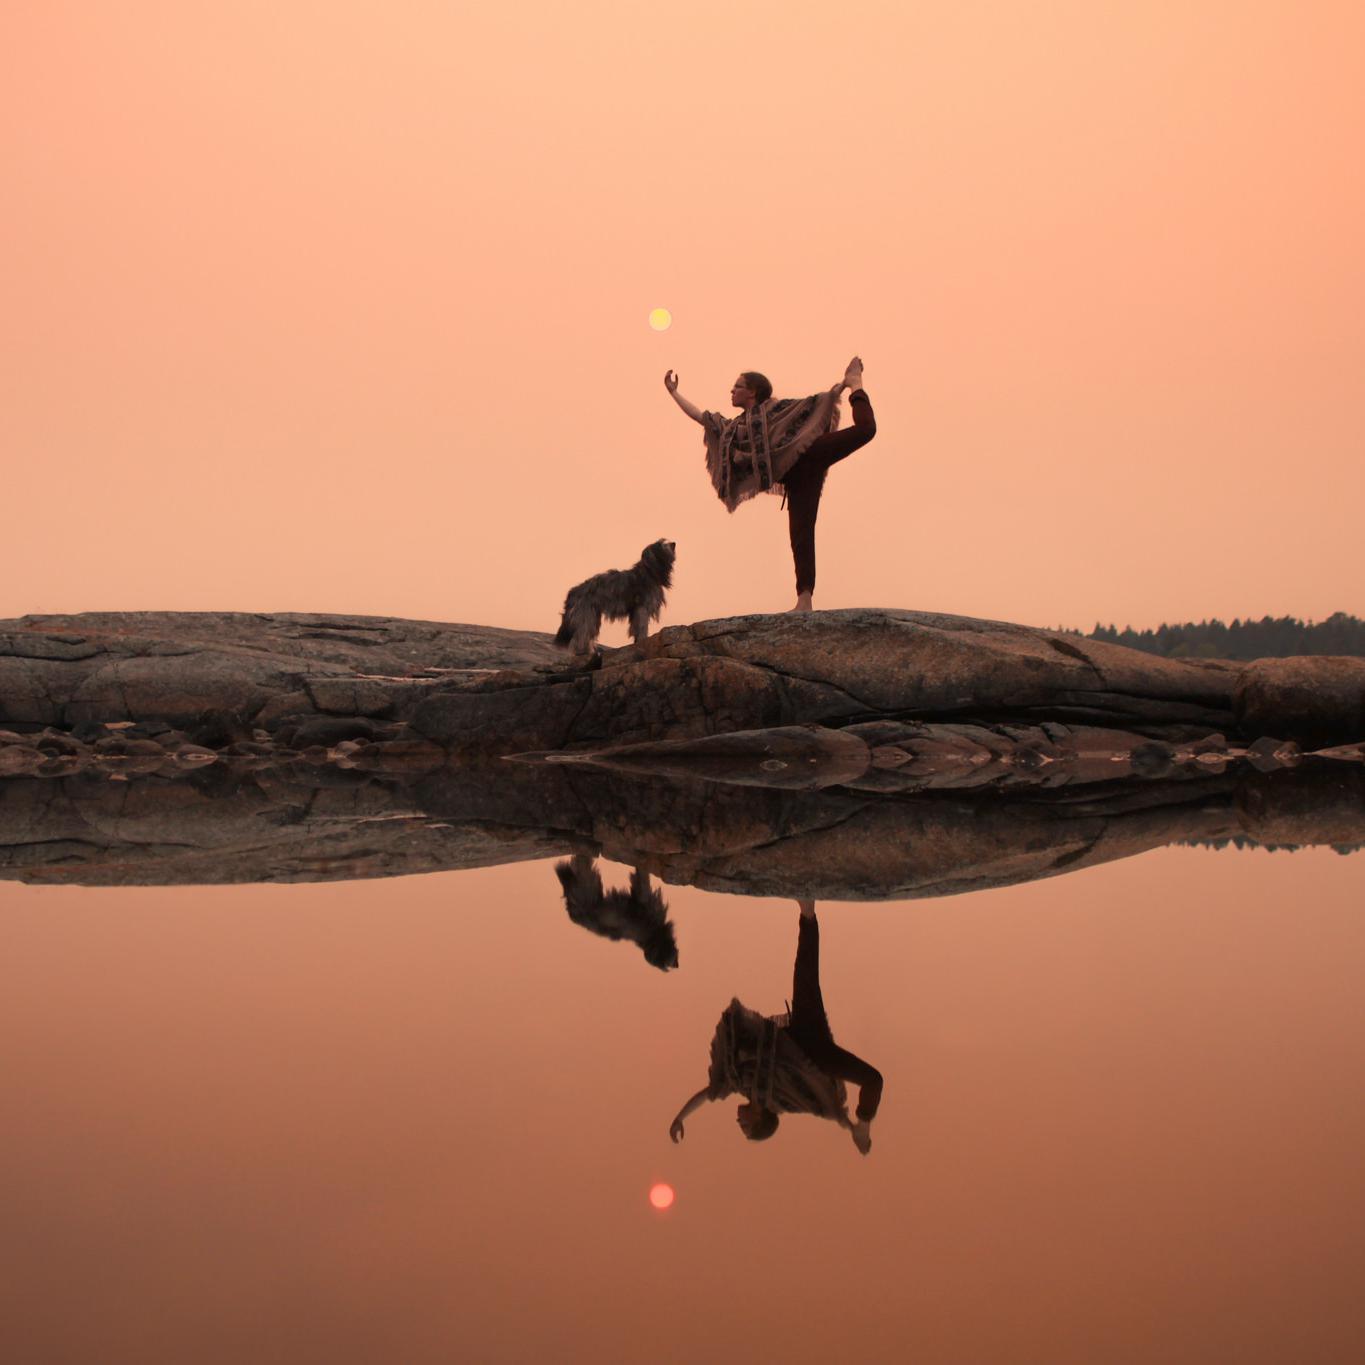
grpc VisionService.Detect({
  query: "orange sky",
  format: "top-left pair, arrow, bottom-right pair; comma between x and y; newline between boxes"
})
3,2 -> 1362,636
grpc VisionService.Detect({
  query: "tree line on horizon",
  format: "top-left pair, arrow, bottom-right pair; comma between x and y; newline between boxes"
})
1072,612 -> 1365,659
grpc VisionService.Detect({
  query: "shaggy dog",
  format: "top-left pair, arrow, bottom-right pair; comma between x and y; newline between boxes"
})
553,538 -> 676,654
554,854 -> 679,971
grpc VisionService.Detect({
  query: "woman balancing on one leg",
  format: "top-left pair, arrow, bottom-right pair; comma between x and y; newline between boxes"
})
664,356 -> 877,611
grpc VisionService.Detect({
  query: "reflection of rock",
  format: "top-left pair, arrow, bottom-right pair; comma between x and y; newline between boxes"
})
0,721 -> 443,782
0,767 -> 563,886
451,763 -> 1360,900
536,724 -> 873,790
2,758 -> 1360,895
516,719 -> 1315,793
1234,765 -> 1365,849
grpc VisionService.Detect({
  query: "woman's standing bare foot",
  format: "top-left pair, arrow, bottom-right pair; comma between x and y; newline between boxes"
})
789,592 -> 813,613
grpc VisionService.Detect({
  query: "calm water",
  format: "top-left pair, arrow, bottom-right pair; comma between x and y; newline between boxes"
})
3,844 -> 1364,1364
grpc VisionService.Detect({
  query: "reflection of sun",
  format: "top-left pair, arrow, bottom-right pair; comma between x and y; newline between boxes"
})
649,1183 -> 675,1210
648,307 -> 672,331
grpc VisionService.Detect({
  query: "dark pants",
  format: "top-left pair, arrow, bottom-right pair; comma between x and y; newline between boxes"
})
788,914 -> 884,1122
783,389 -> 877,595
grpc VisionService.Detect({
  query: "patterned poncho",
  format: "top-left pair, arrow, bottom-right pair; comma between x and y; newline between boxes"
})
706,999 -> 849,1122
702,389 -> 843,512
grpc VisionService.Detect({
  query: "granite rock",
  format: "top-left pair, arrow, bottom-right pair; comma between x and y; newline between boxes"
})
4,610 -> 1363,758
1234,656 -> 1365,747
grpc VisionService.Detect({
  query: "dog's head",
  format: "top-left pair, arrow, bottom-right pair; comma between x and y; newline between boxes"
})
642,919 -> 680,972
641,538 -> 676,588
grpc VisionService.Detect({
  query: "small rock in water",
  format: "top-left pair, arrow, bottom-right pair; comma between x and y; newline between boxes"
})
1246,735 -> 1302,772
36,732 -> 82,756
0,744 -> 42,776
1312,742 -> 1365,762
1130,742 -> 1173,777
37,752 -> 83,777
172,745 -> 218,767
1191,733 -> 1229,754
291,717 -> 382,749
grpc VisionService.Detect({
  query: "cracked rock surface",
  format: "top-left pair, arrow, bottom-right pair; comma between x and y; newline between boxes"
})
0,611 -> 561,729
414,609 -> 1364,751
3,608 -> 1364,755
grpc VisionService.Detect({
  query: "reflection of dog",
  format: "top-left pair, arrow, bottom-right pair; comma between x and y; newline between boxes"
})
555,854 -> 679,971
553,539 -> 676,654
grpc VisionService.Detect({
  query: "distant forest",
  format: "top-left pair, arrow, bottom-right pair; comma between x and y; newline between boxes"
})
1073,612 -> 1365,659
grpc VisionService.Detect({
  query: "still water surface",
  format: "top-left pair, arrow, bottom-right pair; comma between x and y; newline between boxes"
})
3,846 -> 1363,1364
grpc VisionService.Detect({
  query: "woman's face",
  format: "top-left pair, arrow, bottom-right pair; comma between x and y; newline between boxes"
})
736,1102 -> 768,1137
730,376 -> 757,408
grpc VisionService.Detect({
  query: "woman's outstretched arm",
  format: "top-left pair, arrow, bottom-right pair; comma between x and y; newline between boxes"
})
669,1086 -> 712,1141
664,370 -> 705,424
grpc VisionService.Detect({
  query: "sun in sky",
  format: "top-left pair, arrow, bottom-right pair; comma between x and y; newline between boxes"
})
648,307 -> 672,331
648,1182 -> 675,1210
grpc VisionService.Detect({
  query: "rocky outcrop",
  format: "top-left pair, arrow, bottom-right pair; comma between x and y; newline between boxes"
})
411,610 -> 1248,752
0,611 -> 559,729
1235,656 -> 1365,748
6,608 -> 1363,749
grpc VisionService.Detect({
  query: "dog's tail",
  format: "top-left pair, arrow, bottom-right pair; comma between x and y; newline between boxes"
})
553,590 -> 578,648
554,591 -> 599,651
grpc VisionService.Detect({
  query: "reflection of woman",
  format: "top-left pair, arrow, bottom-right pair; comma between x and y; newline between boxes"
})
669,901 -> 883,1155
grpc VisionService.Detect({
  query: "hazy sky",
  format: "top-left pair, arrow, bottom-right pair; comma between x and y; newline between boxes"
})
4,2 -> 1362,634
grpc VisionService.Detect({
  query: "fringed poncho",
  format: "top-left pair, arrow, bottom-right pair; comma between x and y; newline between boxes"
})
702,388 -> 843,512
706,999 -> 849,1121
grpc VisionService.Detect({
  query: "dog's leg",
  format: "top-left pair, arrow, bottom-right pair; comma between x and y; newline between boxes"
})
629,607 -> 651,646
572,608 -> 600,655
629,867 -> 657,913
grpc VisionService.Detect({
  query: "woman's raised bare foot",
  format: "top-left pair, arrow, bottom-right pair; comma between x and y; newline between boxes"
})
842,355 -> 864,392
789,593 -> 813,613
